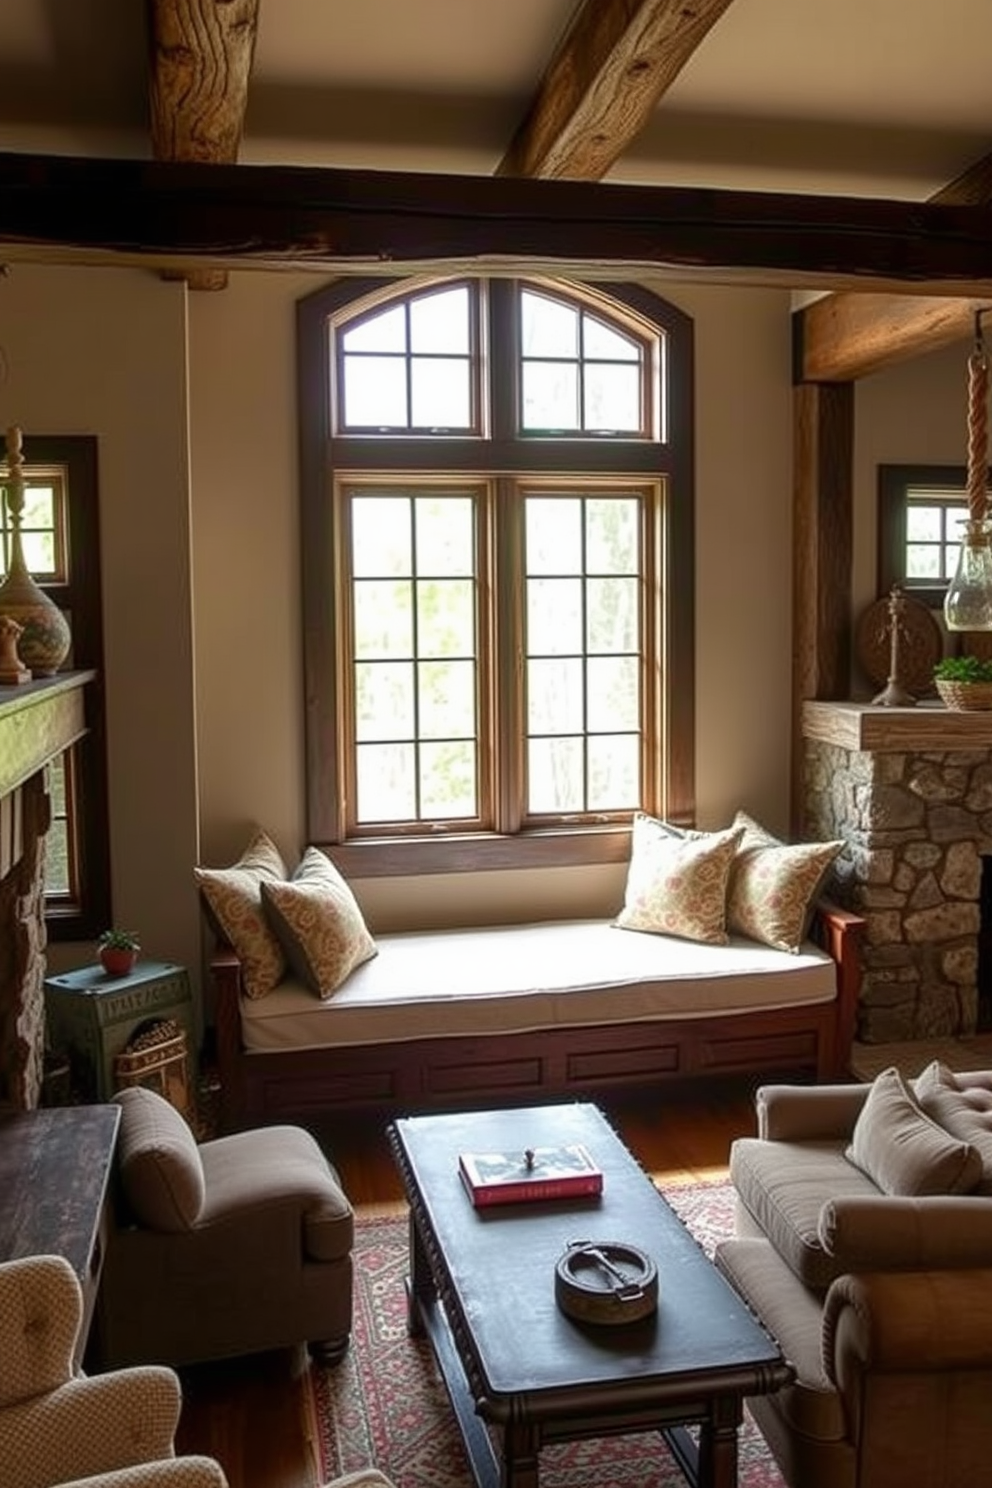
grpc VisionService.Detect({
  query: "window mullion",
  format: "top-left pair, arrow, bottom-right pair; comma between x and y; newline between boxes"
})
492,477 -> 522,834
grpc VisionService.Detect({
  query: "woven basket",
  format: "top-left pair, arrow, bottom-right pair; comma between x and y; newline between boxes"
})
935,678 -> 992,711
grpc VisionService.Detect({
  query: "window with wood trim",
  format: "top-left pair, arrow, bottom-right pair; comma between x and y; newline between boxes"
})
877,463 -> 990,609
0,436 -> 109,936
297,277 -> 694,877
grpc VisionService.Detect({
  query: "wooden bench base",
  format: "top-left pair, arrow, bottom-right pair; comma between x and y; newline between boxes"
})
209,903 -> 864,1130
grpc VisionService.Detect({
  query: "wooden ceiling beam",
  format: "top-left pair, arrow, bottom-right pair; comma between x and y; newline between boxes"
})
1,152 -> 992,293
147,0 -> 260,291
497,0 -> 737,180
797,151 -> 992,382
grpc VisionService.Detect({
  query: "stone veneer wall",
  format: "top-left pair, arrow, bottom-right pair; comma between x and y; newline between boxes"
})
0,772 -> 50,1109
804,738 -> 992,1043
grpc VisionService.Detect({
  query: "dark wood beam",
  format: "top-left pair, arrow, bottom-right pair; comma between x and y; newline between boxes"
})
2,152 -> 992,293
497,0 -> 737,180
797,151 -> 992,381
147,0 -> 260,291
791,381 -> 854,830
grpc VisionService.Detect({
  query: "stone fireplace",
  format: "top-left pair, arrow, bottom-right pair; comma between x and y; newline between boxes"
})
0,671 -> 93,1110
803,700 -> 992,1044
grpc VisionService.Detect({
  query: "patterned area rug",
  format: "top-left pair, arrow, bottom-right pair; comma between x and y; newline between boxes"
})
305,1179 -> 787,1488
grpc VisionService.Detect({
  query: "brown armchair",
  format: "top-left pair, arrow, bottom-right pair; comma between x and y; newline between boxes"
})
96,1086 -> 354,1369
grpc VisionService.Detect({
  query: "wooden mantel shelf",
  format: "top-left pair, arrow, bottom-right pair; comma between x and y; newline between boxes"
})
803,699 -> 992,753
0,671 -> 95,798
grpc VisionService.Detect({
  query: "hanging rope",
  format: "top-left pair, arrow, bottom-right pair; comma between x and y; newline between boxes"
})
967,310 -> 990,524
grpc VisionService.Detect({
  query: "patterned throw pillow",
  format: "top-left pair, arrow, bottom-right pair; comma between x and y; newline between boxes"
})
726,810 -> 843,954
615,814 -> 743,944
194,826 -> 288,1000
261,846 -> 378,999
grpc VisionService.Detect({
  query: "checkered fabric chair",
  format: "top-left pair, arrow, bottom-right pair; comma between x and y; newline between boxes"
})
0,1253 -> 226,1488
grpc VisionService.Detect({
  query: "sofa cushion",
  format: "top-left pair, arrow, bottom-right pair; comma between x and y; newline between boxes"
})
195,826 -> 288,999
261,846 -> 378,999
729,1134 -> 879,1291
916,1059 -> 992,1194
726,811 -> 843,954
845,1066 -> 982,1197
113,1086 -> 205,1232
715,1237 -> 847,1444
615,815 -> 743,944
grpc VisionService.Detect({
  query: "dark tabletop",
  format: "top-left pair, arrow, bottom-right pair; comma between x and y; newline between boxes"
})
390,1101 -> 784,1402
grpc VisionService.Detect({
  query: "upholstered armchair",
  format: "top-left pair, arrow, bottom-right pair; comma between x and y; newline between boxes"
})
97,1086 -> 354,1369
0,1252 -> 226,1488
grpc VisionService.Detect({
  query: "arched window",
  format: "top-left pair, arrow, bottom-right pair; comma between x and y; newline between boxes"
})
297,277 -> 694,876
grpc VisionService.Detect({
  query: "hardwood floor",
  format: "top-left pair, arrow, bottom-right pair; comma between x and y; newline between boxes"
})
175,1081 -> 759,1488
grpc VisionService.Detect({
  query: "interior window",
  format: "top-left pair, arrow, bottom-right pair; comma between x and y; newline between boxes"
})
298,276 -> 694,877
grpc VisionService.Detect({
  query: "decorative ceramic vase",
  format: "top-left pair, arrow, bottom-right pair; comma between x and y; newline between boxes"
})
0,426 -> 71,677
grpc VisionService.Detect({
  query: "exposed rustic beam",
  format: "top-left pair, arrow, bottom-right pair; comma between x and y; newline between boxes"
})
797,150 -> 992,381
2,153 -> 992,293
497,0 -> 737,181
791,382 -> 854,830
147,0 -> 260,291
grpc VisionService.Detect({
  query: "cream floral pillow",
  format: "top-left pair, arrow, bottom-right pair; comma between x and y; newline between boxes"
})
261,846 -> 377,999
194,827 -> 288,1000
727,810 -> 843,954
615,814 -> 743,944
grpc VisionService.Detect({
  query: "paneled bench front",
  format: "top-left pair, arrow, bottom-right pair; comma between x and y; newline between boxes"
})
209,905 -> 863,1129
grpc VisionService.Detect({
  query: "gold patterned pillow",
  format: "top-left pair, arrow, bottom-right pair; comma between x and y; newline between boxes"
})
261,846 -> 378,999
727,810 -> 843,954
194,826 -> 288,999
615,814 -> 743,944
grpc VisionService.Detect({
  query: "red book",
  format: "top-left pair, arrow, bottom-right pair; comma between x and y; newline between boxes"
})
458,1142 -> 603,1207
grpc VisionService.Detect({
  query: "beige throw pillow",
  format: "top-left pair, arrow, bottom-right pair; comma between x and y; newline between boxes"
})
915,1059 -> 992,1194
261,846 -> 378,998
615,815 -> 743,945
845,1065 -> 982,1197
194,826 -> 288,1000
113,1086 -> 205,1232
726,810 -> 843,954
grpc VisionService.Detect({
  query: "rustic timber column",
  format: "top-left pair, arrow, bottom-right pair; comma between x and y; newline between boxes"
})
791,380 -> 854,833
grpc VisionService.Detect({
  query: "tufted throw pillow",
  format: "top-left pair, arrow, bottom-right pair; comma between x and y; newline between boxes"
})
915,1059 -> 992,1194
261,846 -> 378,998
726,810 -> 843,953
845,1065 -> 982,1197
615,814 -> 743,945
113,1086 -> 205,1232
194,826 -> 288,999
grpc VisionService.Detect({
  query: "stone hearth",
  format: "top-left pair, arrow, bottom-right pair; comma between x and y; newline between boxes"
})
803,700 -> 992,1045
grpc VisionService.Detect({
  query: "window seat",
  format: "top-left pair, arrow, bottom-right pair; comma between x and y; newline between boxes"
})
210,906 -> 864,1130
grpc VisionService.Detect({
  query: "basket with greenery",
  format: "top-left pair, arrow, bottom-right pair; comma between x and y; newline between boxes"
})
933,655 -> 992,709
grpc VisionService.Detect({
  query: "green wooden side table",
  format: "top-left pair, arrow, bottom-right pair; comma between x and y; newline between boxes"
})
43,960 -> 196,1102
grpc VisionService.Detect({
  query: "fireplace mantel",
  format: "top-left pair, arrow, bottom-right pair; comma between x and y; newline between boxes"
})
0,671 -> 95,799
802,699 -> 992,754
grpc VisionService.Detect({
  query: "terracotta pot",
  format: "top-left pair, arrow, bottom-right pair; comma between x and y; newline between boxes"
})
99,946 -> 138,977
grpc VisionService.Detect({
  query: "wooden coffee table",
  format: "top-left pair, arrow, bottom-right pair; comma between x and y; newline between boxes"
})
388,1102 -> 792,1488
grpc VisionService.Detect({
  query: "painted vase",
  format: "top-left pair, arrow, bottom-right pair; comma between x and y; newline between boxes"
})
0,426 -> 71,678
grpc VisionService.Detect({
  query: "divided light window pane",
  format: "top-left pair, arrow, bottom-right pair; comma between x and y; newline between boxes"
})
520,289 -> 644,434
340,285 -> 473,432
349,488 -> 479,825
524,492 -> 641,817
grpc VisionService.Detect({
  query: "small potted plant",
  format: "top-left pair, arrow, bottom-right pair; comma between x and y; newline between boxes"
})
97,928 -> 141,977
933,654 -> 992,710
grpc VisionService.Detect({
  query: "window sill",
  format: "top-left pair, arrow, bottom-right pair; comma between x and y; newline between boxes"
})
324,827 -> 635,878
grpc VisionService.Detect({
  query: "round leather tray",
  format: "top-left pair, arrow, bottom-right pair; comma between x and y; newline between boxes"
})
555,1240 -> 658,1325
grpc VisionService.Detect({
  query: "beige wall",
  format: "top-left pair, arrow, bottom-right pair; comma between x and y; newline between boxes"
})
7,257 -> 971,1007
1,264 -> 200,984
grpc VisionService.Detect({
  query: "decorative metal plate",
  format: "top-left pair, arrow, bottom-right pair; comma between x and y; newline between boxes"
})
555,1239 -> 658,1325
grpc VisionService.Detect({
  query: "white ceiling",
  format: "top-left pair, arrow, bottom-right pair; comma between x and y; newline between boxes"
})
0,0 -> 988,201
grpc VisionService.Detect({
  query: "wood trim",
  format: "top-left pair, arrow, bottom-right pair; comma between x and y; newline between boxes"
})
498,0 -> 737,181
4,152 -> 992,291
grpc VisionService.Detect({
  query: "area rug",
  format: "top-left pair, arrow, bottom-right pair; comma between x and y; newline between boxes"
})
305,1179 -> 787,1487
